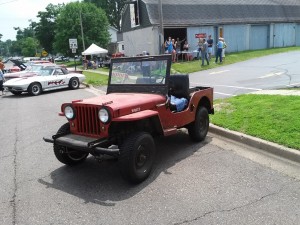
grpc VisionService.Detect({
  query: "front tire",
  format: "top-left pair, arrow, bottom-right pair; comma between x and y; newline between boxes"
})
118,132 -> 156,184
53,123 -> 89,165
188,107 -> 209,142
28,82 -> 42,96
69,78 -> 79,90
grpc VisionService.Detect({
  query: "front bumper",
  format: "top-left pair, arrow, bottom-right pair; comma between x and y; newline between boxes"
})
4,85 -> 27,92
43,134 -> 119,156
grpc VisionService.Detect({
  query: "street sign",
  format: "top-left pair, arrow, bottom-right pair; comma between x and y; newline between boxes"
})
71,48 -> 76,53
42,50 -> 48,57
69,38 -> 78,49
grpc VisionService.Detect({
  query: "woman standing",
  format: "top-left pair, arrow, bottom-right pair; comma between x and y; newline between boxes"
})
0,59 -> 5,95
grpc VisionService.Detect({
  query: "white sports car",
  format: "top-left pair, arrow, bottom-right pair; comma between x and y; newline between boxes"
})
4,66 -> 86,96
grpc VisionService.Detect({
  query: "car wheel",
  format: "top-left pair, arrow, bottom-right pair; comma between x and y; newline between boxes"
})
118,132 -> 156,184
69,78 -> 79,90
28,82 -> 42,96
188,106 -> 209,142
53,123 -> 89,165
10,90 -> 22,95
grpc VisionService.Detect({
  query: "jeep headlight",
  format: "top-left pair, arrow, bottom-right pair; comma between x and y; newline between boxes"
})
64,105 -> 75,120
98,108 -> 110,124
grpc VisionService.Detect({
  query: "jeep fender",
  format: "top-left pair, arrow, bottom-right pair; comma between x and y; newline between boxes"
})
111,110 -> 164,136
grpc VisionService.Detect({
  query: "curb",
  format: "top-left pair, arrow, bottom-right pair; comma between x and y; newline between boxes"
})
209,124 -> 300,163
82,82 -> 106,95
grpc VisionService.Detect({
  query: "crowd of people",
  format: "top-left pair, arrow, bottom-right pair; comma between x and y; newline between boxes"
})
164,35 -> 227,66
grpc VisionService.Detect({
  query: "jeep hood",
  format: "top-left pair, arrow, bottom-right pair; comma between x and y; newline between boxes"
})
74,93 -> 166,116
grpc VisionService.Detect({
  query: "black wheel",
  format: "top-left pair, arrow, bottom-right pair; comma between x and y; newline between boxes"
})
188,107 -> 209,142
28,82 -> 42,96
10,90 -> 22,95
118,132 -> 156,184
69,77 -> 79,89
53,123 -> 89,165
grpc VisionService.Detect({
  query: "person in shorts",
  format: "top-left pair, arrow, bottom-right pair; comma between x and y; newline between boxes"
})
207,35 -> 214,60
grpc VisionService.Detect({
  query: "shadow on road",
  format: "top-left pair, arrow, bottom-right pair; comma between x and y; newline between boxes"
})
38,131 -> 211,206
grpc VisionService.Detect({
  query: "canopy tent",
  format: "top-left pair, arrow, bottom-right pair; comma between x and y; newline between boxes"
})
82,43 -> 108,55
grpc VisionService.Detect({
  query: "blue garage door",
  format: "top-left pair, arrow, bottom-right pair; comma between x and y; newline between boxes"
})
250,25 -> 269,50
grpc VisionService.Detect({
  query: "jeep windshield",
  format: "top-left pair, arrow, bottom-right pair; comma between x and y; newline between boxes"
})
107,55 -> 172,95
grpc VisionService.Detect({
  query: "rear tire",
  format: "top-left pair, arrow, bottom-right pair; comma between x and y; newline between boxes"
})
188,107 -> 209,142
53,123 -> 89,165
28,82 -> 42,96
69,77 -> 79,90
118,132 -> 156,184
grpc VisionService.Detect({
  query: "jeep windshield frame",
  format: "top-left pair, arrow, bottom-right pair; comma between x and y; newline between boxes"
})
107,55 -> 172,95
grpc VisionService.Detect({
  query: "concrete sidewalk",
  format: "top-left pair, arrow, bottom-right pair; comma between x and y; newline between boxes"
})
251,89 -> 300,96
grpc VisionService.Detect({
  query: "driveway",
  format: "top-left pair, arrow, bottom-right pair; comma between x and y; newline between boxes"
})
189,50 -> 300,98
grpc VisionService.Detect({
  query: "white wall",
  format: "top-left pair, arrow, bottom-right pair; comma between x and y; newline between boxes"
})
123,27 -> 159,56
109,27 -> 118,43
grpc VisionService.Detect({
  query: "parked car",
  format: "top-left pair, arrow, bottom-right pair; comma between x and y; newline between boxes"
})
4,66 -> 85,96
3,63 -> 55,81
54,56 -> 69,63
43,55 -> 214,183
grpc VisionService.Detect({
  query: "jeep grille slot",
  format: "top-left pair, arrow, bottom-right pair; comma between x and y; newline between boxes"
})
75,105 -> 101,136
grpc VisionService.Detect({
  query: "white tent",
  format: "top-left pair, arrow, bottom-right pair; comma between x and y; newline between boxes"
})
82,43 -> 108,55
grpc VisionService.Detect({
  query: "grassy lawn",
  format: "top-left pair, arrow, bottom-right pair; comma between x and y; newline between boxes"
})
172,46 -> 300,74
83,71 -> 108,86
211,94 -> 300,150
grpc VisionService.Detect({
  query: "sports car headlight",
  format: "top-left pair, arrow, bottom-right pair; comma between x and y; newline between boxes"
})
98,108 -> 110,124
64,105 -> 75,120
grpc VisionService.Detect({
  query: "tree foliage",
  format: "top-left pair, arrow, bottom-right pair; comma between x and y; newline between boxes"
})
35,4 -> 64,54
84,0 -> 125,30
21,37 -> 39,56
53,2 -> 110,55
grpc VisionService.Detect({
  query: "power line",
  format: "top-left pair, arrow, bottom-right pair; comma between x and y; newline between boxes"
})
0,0 -> 18,6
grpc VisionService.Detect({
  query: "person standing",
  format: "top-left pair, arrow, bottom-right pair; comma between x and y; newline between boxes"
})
207,35 -> 214,60
215,38 -> 224,63
221,38 -> 227,61
0,58 -> 5,95
201,39 -> 209,66
196,38 -> 203,60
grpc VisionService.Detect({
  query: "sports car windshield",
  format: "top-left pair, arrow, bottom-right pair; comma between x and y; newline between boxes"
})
110,59 -> 168,85
37,68 -> 54,76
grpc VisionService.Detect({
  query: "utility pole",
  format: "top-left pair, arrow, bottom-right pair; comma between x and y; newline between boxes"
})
80,9 -> 85,51
158,0 -> 164,54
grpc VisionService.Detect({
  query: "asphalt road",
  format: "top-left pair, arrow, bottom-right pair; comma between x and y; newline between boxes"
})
189,50 -> 300,99
1,85 -> 300,225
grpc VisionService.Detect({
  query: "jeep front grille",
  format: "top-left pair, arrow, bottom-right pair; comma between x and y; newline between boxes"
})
75,105 -> 101,136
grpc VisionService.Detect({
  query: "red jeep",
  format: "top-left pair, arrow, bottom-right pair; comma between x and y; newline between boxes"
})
44,55 -> 214,183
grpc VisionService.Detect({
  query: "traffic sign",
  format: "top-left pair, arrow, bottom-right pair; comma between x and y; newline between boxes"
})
71,48 -> 76,53
42,50 -> 48,57
69,38 -> 78,49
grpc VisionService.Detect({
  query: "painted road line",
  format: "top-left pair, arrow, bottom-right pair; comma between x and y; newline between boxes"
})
286,83 -> 300,87
259,71 -> 284,79
214,92 -> 237,96
191,83 -> 262,91
209,70 -> 230,75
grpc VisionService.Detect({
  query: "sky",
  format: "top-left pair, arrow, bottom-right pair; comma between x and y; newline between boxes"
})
0,0 -> 77,41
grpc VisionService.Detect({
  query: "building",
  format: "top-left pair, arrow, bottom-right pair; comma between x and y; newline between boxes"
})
121,0 -> 300,56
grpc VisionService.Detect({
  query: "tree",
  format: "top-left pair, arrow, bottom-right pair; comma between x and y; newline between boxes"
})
35,4 -> 64,54
84,0 -> 125,31
53,2 -> 110,55
21,37 -> 39,56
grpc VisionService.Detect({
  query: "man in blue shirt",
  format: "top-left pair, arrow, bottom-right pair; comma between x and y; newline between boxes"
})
215,38 -> 224,63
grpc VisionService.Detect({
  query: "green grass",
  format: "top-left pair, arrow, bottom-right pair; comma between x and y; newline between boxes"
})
83,71 -> 108,86
211,94 -> 300,150
172,46 -> 300,74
